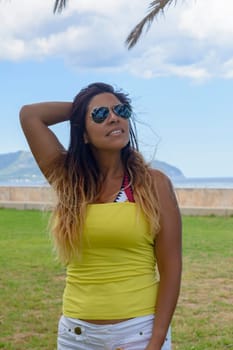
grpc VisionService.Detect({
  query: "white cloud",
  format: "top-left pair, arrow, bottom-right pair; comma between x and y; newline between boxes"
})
222,58 -> 233,79
0,38 -> 25,60
0,0 -> 138,62
125,46 -> 210,81
0,1 -> 54,36
1,0 -> 233,80
180,0 -> 233,44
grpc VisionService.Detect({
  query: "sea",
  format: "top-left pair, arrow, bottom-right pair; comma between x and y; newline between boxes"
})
172,177 -> 233,189
1,177 -> 233,189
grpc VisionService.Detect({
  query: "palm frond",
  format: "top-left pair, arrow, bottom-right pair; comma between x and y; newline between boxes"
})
53,0 -> 68,14
126,0 -> 177,49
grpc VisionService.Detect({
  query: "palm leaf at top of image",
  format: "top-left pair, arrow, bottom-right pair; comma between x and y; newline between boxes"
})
53,0 -> 68,13
126,0 -> 177,49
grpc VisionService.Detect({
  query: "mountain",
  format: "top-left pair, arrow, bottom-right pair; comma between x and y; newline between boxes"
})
0,151 -> 46,185
0,151 -> 185,185
151,160 -> 185,179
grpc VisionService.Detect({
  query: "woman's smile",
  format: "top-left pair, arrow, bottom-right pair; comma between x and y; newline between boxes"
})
106,128 -> 124,136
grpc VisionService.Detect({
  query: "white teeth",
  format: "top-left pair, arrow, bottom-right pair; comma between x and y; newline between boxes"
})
109,130 -> 122,135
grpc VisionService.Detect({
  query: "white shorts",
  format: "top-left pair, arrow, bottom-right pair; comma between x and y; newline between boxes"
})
57,314 -> 171,350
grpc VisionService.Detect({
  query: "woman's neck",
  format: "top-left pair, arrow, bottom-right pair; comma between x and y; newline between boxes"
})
94,151 -> 124,180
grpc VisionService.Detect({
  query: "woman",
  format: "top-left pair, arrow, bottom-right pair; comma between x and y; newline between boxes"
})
20,82 -> 182,350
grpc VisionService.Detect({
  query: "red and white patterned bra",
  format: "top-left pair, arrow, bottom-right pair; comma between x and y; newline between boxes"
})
114,174 -> 135,203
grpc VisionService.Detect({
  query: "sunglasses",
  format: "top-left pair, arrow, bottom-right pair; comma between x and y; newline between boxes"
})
91,103 -> 132,123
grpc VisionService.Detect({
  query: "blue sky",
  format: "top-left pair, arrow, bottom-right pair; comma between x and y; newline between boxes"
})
1,0 -> 233,177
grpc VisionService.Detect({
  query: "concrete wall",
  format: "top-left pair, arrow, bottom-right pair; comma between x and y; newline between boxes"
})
175,188 -> 233,216
0,186 -> 233,216
0,186 -> 54,210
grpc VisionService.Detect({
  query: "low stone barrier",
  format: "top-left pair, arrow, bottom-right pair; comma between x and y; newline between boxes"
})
175,188 -> 233,216
0,186 -> 233,216
0,186 -> 54,211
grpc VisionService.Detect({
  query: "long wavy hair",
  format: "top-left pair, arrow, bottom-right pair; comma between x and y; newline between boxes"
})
48,82 -> 160,264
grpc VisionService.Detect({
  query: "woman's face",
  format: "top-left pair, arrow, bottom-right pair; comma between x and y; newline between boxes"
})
84,93 -> 130,153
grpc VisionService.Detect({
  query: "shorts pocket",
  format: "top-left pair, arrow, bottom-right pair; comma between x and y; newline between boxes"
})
112,325 -> 171,350
57,316 -> 87,346
112,326 -> 151,350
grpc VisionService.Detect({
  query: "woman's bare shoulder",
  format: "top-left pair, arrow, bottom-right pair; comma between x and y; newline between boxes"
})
148,168 -> 178,206
148,168 -> 171,187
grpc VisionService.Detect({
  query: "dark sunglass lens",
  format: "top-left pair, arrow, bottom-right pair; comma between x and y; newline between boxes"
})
113,104 -> 131,119
92,107 -> 109,123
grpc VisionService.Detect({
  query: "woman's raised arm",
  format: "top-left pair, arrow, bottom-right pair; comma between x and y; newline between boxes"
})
20,102 -> 72,177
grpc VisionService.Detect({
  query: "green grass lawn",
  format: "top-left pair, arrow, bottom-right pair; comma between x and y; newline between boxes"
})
0,209 -> 232,349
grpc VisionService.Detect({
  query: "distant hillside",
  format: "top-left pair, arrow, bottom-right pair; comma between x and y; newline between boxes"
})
151,160 -> 185,179
0,151 -> 185,185
0,151 -> 46,185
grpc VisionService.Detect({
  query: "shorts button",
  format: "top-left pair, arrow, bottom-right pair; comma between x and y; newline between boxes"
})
74,326 -> 82,335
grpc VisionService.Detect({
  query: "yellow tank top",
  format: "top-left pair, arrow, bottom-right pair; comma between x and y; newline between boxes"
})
63,202 -> 159,319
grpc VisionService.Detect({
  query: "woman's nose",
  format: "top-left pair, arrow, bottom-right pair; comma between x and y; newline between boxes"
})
107,110 -> 119,123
